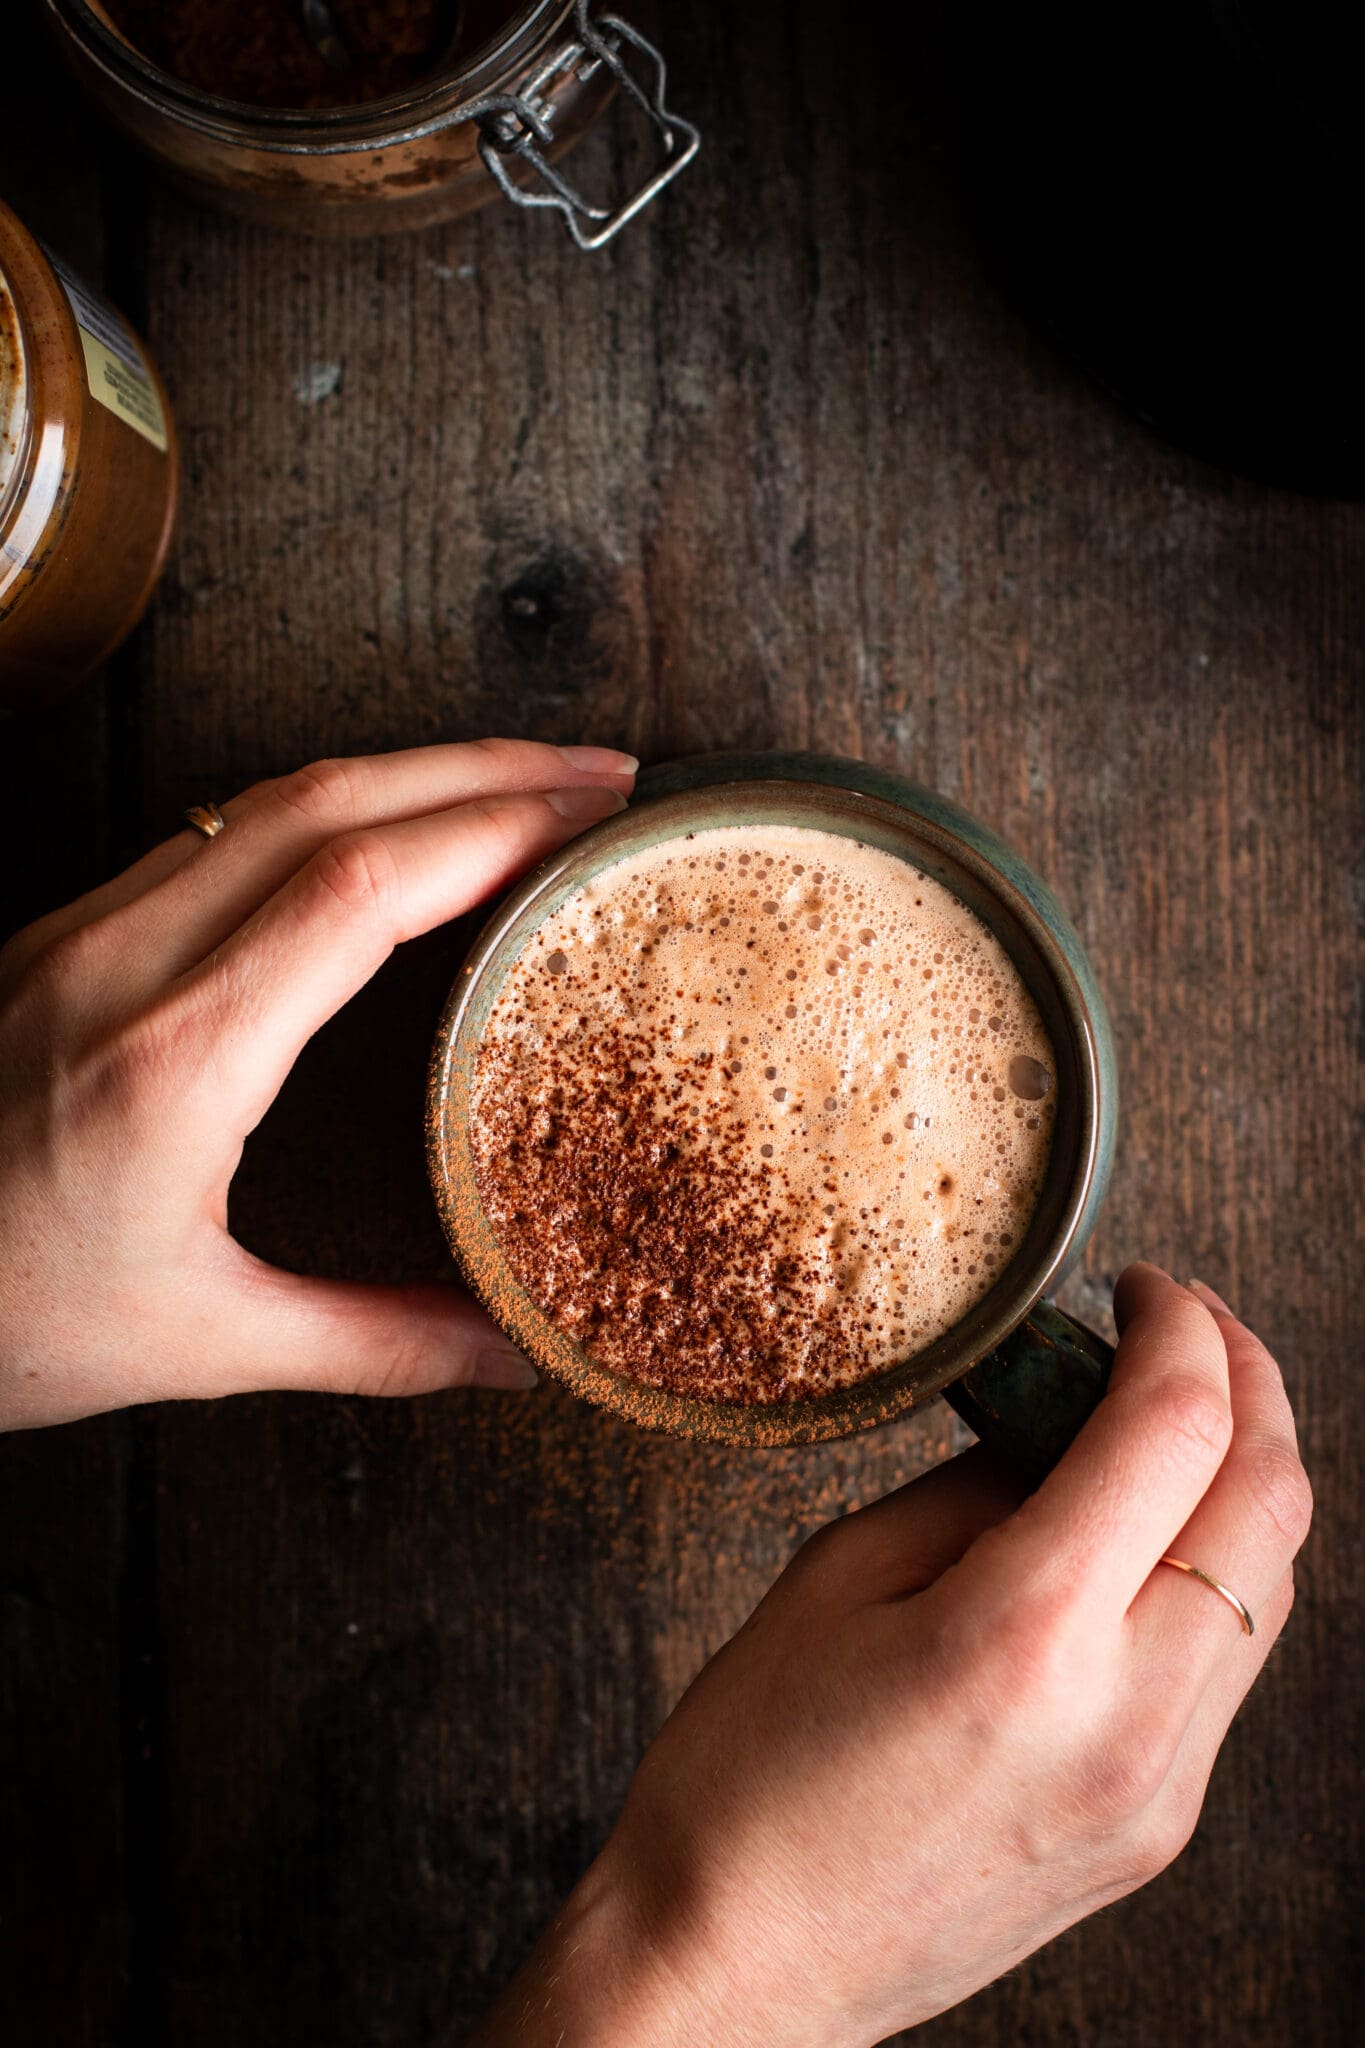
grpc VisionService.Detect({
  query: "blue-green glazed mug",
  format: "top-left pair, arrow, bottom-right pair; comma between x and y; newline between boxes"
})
428,752 -> 1118,1473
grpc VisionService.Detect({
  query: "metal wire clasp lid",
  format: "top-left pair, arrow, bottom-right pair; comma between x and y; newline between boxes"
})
470,0 -> 700,250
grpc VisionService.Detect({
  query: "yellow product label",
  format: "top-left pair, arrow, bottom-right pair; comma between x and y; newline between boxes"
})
44,246 -> 168,454
75,328 -> 168,451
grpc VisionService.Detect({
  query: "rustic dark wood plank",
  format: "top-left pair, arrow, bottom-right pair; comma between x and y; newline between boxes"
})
2,1 -> 1361,2044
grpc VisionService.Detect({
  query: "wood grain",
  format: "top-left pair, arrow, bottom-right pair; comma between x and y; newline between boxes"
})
2,1 -> 1362,2043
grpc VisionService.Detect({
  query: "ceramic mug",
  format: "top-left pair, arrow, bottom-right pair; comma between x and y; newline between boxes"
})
427,752 -> 1118,1471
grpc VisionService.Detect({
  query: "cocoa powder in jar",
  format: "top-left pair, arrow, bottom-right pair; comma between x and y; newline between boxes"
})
100,0 -> 513,110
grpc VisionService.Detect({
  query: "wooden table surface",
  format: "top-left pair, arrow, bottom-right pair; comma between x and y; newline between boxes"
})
3,5 -> 1362,2044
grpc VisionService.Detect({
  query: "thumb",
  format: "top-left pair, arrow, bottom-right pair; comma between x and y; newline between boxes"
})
219,1257 -> 538,1397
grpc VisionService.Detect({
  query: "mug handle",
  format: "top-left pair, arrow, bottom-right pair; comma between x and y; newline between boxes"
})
943,1301 -> 1114,1480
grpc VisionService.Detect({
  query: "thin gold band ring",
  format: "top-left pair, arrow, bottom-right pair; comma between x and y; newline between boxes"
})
1158,1556 -> 1254,1636
184,802 -> 226,839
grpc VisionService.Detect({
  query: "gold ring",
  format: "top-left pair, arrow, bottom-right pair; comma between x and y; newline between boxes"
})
1158,1556 -> 1254,1635
184,802 -> 226,839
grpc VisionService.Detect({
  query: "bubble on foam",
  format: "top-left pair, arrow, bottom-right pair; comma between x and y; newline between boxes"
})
1008,1054 -> 1052,1101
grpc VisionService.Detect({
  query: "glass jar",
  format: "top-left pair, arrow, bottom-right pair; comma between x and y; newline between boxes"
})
42,1 -> 700,243
0,198 -> 178,715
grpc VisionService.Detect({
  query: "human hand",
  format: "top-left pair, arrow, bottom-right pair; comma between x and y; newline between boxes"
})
0,739 -> 636,1431
475,1267 -> 1310,2048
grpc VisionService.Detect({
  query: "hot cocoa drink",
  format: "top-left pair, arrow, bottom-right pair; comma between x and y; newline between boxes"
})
469,826 -> 1057,1404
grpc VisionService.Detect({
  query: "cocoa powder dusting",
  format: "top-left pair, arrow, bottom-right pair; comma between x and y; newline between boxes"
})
472,1023 -> 849,1404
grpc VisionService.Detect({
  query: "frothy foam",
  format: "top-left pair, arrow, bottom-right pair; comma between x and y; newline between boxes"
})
469,825 -> 1057,1404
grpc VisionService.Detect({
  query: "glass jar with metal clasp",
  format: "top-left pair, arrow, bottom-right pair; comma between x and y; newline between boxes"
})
42,1 -> 701,243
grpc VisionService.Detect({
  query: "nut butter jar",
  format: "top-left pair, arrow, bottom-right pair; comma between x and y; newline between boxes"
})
42,1 -> 699,243
0,197 -> 178,715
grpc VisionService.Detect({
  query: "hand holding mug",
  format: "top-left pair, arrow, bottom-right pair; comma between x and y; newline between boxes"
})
0,739 -> 637,1431
473,1267 -> 1311,2048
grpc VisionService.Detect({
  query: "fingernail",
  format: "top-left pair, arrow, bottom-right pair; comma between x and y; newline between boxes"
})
557,745 -> 639,775
1188,1278 -> 1233,1314
474,1348 -> 540,1391
544,786 -> 629,821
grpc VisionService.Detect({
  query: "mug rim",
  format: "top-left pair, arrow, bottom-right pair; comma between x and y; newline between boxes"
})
426,755 -> 1111,1445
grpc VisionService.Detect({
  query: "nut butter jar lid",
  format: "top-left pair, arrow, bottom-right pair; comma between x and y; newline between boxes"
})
0,196 -> 177,713
0,264 -> 29,523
